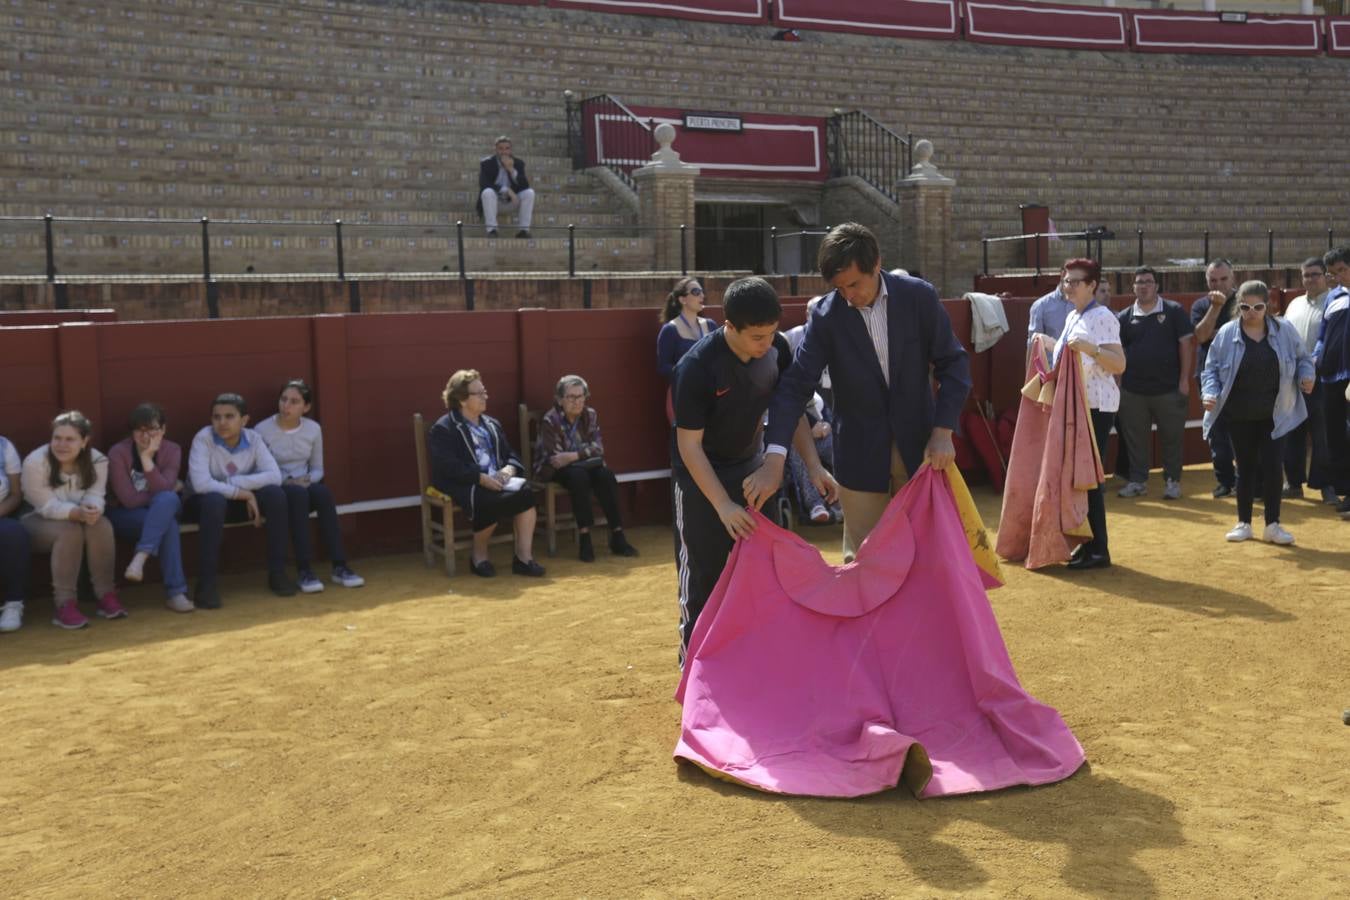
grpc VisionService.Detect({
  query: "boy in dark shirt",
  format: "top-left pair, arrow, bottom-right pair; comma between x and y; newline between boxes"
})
670,277 -> 832,663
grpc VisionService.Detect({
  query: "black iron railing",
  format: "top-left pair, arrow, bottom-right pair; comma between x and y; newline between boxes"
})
826,111 -> 913,203
567,93 -> 655,191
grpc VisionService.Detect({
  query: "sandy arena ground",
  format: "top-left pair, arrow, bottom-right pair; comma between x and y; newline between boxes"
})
1,465 -> 1347,898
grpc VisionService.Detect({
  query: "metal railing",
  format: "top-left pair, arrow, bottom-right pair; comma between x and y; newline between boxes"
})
567,93 -> 655,191
827,111 -> 912,203
982,225 -> 1341,275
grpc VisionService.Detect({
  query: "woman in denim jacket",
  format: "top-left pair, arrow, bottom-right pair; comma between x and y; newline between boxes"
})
1201,280 -> 1315,545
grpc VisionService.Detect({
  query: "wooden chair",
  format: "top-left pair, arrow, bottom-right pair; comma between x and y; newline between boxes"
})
519,403 -> 607,557
414,412 -> 466,575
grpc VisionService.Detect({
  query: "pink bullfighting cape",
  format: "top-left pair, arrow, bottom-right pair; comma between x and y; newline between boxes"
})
996,334 -> 1104,569
673,467 -> 1084,799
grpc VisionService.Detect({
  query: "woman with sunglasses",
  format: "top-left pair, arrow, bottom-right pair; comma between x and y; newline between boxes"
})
1201,280 -> 1314,545
656,277 -> 715,382
106,403 -> 191,612
1054,258 -> 1126,570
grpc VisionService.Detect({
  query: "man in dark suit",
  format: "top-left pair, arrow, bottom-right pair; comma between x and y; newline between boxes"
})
477,136 -> 534,238
746,222 -> 971,560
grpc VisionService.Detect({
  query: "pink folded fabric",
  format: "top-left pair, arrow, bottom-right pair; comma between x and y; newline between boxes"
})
996,335 -> 1104,569
674,467 -> 1085,799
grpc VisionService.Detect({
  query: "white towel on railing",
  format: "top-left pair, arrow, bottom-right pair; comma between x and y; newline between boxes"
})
964,291 -> 1009,353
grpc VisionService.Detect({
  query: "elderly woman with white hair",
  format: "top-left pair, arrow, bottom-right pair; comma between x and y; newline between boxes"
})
533,374 -> 639,562
1201,280 -> 1315,545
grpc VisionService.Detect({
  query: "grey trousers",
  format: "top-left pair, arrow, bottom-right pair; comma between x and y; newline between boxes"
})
1116,388 -> 1189,483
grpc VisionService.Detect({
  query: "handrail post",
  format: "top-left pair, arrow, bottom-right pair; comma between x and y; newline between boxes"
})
1034,231 -> 1042,276
567,223 -> 575,278
43,214 -> 57,282
982,238 -> 988,276
456,220 -> 466,279
1267,229 -> 1274,269
200,217 -> 211,281
335,219 -> 345,281
1137,227 -> 1143,267
680,224 -> 688,276
201,217 -> 219,319
770,226 -> 778,274
1203,230 -> 1210,264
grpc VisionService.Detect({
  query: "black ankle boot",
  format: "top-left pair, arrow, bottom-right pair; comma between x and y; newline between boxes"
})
579,532 -> 595,562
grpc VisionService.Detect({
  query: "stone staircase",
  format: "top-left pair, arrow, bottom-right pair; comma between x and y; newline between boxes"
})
0,0 -> 1345,281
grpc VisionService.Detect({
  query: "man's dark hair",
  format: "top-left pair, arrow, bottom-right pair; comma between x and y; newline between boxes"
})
1133,266 -> 1158,282
1302,256 -> 1327,272
212,392 -> 247,416
722,276 -> 781,330
817,222 -> 880,282
1323,246 -> 1350,269
1207,257 -> 1234,271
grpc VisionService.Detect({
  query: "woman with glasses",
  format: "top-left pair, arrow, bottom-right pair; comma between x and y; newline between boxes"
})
657,277 -> 715,382
1055,258 -> 1126,570
1201,280 -> 1314,545
107,403 -> 191,612
533,374 -> 638,562
429,369 -> 545,578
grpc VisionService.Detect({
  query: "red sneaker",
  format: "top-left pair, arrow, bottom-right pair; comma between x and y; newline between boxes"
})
96,592 -> 128,620
52,601 -> 89,630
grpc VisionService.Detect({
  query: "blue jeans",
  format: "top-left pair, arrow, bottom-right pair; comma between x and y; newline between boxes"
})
107,492 -> 188,598
0,516 -> 30,603
185,486 -> 290,583
281,482 -> 346,571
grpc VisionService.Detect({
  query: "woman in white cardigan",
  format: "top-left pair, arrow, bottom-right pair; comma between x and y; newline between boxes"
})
21,410 -> 125,630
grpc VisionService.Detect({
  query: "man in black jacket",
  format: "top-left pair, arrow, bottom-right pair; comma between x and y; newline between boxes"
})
477,136 -> 534,238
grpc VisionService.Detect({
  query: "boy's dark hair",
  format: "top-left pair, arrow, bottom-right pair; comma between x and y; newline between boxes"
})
722,277 -> 781,330
1323,246 -> 1350,269
1133,266 -> 1158,282
817,222 -> 880,282
280,378 -> 313,405
1302,256 -> 1326,272
127,402 -> 165,433
212,392 -> 247,416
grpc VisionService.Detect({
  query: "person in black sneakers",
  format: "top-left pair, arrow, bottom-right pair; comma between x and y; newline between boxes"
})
670,276 -> 833,664
476,136 -> 534,239
533,374 -> 638,562
1191,259 -> 1240,497
429,370 -> 544,578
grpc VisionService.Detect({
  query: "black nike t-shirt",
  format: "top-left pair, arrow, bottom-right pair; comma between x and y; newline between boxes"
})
671,329 -> 792,471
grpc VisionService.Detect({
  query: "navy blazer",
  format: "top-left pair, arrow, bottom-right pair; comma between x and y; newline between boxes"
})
475,155 -> 531,219
766,272 -> 971,492
428,410 -> 525,512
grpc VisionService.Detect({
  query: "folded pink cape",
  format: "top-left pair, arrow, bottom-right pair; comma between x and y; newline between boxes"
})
673,467 -> 1085,799
996,335 -> 1104,569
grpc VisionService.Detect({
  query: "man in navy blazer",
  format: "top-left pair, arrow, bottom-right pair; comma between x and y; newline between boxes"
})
747,223 -> 971,559
476,135 -> 535,238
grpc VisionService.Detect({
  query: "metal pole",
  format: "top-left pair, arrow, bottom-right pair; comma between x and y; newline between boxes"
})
1137,227 -> 1143,267
1203,230 -> 1209,264
335,219 -> 345,281
43,211 -> 55,279
1034,231 -> 1042,277
200,217 -> 211,281
680,224 -> 688,275
982,238 -> 988,276
770,226 -> 778,274
1330,228 -> 1335,251
567,224 -> 575,278
1267,229 -> 1274,269
456,220 -> 466,279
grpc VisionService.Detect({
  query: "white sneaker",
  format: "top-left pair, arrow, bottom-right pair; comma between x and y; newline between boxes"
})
0,600 -> 23,632
809,504 -> 831,524
1262,522 -> 1295,545
1118,482 -> 1147,498
124,551 -> 149,583
297,570 -> 326,594
1225,522 -> 1253,542
1163,479 -> 1181,500
165,594 -> 195,613
331,566 -> 365,588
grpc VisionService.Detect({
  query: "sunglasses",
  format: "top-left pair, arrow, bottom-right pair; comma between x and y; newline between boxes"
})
1239,303 -> 1266,312
684,287 -> 704,296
